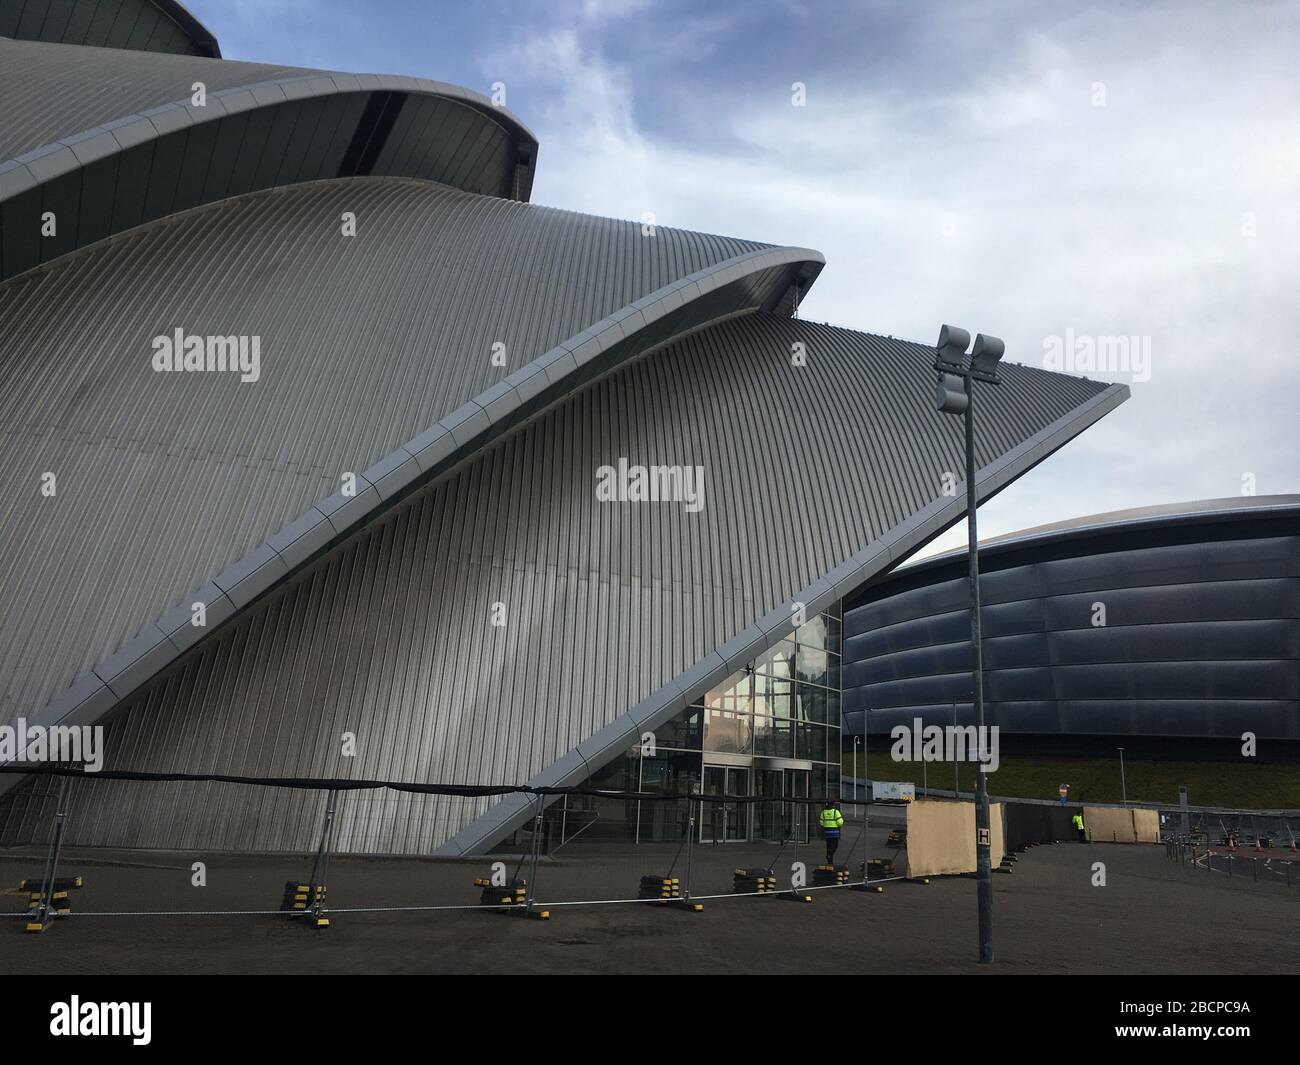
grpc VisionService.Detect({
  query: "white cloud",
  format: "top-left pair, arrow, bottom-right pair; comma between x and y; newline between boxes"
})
491,2 -> 1299,550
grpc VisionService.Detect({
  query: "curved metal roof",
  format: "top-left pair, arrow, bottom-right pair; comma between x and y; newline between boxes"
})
0,38 -> 534,163
0,175 -> 820,741
0,0 -> 221,58
1,299 -> 1122,851
0,38 -> 540,280
901,494 -> 1300,572
0,38 -> 321,161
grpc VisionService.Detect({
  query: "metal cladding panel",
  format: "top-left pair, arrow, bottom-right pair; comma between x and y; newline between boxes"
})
1048,618 -> 1299,663
5,311 -> 1118,854
0,37 -> 530,164
0,0 -> 220,57
0,64 -> 538,279
0,176 -> 775,729
1035,537 -> 1300,593
843,510 -> 1300,740
0,38 -> 538,277
0,38 -> 311,161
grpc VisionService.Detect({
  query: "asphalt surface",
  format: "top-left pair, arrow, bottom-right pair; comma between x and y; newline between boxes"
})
2,839 -> 1296,974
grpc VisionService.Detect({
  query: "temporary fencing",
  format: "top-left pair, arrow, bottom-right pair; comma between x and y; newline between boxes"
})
0,765 -> 909,932
1163,829 -> 1298,891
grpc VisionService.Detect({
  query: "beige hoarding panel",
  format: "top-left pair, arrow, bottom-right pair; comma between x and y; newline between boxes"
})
1084,806 -> 1160,843
1130,808 -> 1160,842
905,799 -> 1006,877
906,799 -> 974,877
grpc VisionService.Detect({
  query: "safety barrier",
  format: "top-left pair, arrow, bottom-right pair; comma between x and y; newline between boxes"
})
0,765 -> 918,932
1163,832 -> 1298,891
1003,802 -> 1075,849
1166,809 -> 1297,849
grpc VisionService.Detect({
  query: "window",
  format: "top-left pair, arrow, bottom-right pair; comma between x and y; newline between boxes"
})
704,706 -> 753,754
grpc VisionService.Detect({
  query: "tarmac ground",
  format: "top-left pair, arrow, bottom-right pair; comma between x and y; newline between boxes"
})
1,837 -> 1296,974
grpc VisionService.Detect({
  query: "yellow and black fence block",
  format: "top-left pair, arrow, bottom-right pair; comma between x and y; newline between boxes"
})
812,864 -> 851,887
21,874 -> 83,931
281,881 -> 326,912
474,876 -> 527,907
637,874 -> 681,900
733,867 -> 777,894
864,858 -> 895,879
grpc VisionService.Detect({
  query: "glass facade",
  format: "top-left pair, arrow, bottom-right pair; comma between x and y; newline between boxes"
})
526,604 -> 843,847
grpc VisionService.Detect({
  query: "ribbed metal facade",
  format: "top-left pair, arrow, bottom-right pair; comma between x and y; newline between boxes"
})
0,37 -> 540,280
0,175 -> 777,727
0,37 -> 529,165
3,312 -> 1119,853
843,497 -> 1300,742
0,0 -> 221,57
0,38 -> 322,161
0,19 -> 1130,854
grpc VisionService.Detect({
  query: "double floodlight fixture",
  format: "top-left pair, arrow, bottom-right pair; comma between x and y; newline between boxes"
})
934,324 -> 1005,415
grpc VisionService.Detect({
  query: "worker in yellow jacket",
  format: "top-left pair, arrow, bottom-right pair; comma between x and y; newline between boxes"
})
819,802 -> 845,865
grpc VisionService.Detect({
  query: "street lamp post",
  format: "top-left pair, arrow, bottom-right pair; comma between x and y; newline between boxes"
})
854,735 -> 862,818
934,324 -> 1004,965
1117,747 -> 1128,806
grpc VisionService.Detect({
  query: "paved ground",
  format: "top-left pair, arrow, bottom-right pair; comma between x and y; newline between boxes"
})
1,840 -> 1295,974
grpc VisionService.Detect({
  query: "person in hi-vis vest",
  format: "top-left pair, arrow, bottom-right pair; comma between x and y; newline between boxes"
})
1072,811 -> 1087,843
819,802 -> 845,865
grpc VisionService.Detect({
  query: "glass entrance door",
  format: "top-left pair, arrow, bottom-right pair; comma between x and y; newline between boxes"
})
784,767 -> 810,844
701,765 -> 750,842
756,767 -> 811,842
756,769 -> 785,841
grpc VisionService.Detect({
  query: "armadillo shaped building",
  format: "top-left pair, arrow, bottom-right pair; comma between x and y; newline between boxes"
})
0,0 -> 1128,854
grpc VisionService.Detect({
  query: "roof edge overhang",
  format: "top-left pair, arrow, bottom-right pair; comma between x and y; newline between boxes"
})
0,0 -> 221,58
0,69 -> 538,281
0,243 -> 826,798
157,0 -> 222,58
892,494 -> 1300,579
435,380 -> 1131,855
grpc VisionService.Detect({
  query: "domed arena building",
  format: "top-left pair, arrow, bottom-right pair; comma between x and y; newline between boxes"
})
843,496 -> 1300,760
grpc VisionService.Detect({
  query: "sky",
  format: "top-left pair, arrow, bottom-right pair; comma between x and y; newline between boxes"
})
191,0 -> 1300,557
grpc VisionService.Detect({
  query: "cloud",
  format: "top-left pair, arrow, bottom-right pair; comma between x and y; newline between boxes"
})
487,1 -> 1300,554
